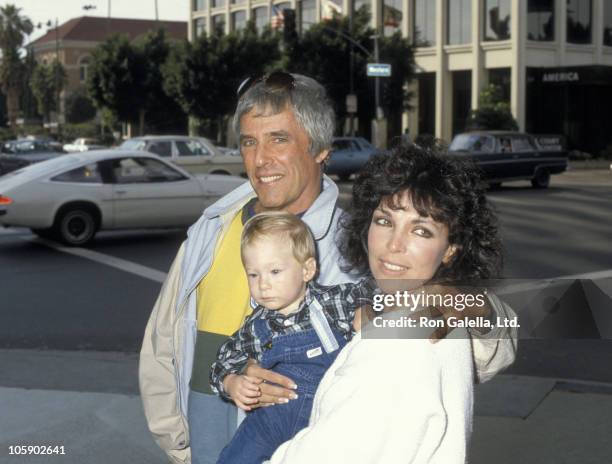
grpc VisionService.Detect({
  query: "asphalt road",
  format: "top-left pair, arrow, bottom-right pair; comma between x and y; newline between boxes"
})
1,169 -> 611,381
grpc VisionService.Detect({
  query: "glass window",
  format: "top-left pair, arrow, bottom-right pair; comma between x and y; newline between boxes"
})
176,140 -> 211,157
447,0 -> 471,44
450,134 -> 495,152
231,10 -> 247,31
119,140 -> 147,151
52,163 -> 103,183
252,6 -> 269,33
511,137 -> 535,152
211,14 -> 226,34
414,0 -> 436,46
383,0 -> 403,37
489,68 -> 511,102
605,2 -> 612,46
111,158 -> 186,184
231,0 -> 245,5
211,0 -> 225,8
499,137 -> 513,153
484,0 -> 511,41
194,0 -> 206,11
332,140 -> 355,151
301,0 -> 316,32
146,141 -> 173,158
527,0 -> 554,41
79,56 -> 91,83
194,18 -> 206,38
567,0 -> 592,44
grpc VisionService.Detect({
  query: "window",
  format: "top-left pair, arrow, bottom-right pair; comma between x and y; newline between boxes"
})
605,2 -> 612,46
111,158 -> 186,184
567,0 -> 592,44
146,141 -> 173,158
484,0 -> 511,41
489,68 -> 511,102
194,0 -> 206,11
252,7 -> 269,32
211,0 -> 225,8
212,14 -> 226,34
528,0 -> 554,41
176,140 -> 212,157
499,137 -> 512,153
353,0 -> 370,15
447,0 -> 471,44
231,10 -> 246,31
301,0 -> 315,32
414,0 -> 436,47
383,0 -> 403,37
79,56 -> 91,83
450,134 -> 495,153
194,18 -> 206,37
511,137 -> 535,152
52,163 -> 103,183
332,140 -> 357,151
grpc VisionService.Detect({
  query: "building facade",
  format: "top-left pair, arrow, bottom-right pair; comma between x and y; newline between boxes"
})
28,16 -> 187,122
189,0 -> 612,153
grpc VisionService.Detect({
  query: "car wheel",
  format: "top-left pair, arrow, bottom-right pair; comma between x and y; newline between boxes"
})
338,173 -> 351,182
30,228 -> 55,239
531,169 -> 550,189
210,170 -> 230,175
53,208 -> 98,246
488,182 -> 502,189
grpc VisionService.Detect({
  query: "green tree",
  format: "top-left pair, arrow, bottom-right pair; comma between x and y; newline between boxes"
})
163,23 -> 280,142
285,10 -> 415,137
0,4 -> 33,128
65,92 -> 97,124
87,34 -> 141,128
88,30 -> 186,135
30,59 -> 66,122
467,84 -> 518,131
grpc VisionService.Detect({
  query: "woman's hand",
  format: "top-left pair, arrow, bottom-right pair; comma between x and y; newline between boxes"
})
244,360 -> 298,409
223,373 -> 262,411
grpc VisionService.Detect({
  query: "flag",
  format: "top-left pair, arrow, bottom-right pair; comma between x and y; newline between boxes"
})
383,4 -> 402,28
322,0 -> 343,20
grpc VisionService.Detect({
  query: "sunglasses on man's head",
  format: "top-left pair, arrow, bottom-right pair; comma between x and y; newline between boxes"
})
236,71 -> 296,99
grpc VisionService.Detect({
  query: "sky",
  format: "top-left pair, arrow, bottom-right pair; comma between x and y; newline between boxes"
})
7,0 -> 190,44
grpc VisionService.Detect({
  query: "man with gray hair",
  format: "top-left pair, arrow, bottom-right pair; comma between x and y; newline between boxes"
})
139,72 -> 516,464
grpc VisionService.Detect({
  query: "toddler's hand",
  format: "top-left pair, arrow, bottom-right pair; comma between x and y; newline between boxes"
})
224,373 -> 262,411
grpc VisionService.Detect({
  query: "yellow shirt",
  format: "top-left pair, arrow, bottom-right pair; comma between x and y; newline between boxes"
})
191,211 -> 252,393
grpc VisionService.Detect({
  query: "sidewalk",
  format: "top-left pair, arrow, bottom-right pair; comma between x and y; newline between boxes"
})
1,349 -> 611,464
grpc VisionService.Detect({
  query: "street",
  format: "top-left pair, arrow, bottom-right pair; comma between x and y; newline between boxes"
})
1,169 -> 611,380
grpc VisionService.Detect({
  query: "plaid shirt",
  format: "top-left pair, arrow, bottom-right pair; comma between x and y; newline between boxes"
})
209,280 -> 374,400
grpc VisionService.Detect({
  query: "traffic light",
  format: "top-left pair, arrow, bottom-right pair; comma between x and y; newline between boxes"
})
282,9 -> 297,44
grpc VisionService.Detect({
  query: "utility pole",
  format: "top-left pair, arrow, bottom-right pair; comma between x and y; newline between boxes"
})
154,0 -> 159,21
348,0 -> 356,136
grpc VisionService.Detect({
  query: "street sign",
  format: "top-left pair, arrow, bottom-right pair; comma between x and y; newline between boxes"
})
367,63 -> 392,77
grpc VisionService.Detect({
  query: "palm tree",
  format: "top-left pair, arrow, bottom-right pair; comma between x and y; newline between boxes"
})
0,4 -> 33,128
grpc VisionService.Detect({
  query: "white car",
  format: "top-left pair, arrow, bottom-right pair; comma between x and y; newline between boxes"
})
63,138 -> 107,152
118,135 -> 246,177
0,150 -> 246,246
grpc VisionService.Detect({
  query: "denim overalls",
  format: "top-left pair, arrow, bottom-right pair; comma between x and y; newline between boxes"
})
217,307 -> 348,464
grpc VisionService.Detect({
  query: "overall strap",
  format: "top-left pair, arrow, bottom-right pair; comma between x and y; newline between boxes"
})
308,298 -> 340,354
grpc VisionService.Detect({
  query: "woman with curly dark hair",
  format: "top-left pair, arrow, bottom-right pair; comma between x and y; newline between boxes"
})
341,142 -> 503,284
268,144 -> 514,464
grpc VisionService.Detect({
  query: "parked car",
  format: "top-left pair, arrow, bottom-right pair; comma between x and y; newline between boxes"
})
448,131 -> 568,188
118,135 -> 246,177
0,150 -> 246,246
0,139 -> 65,175
63,138 -> 107,152
326,136 -> 383,181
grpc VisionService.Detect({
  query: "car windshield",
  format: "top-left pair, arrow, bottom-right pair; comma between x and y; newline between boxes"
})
450,134 -> 493,152
119,140 -> 146,151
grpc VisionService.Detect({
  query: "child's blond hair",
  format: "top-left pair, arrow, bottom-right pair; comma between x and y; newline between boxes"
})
241,212 -> 316,264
